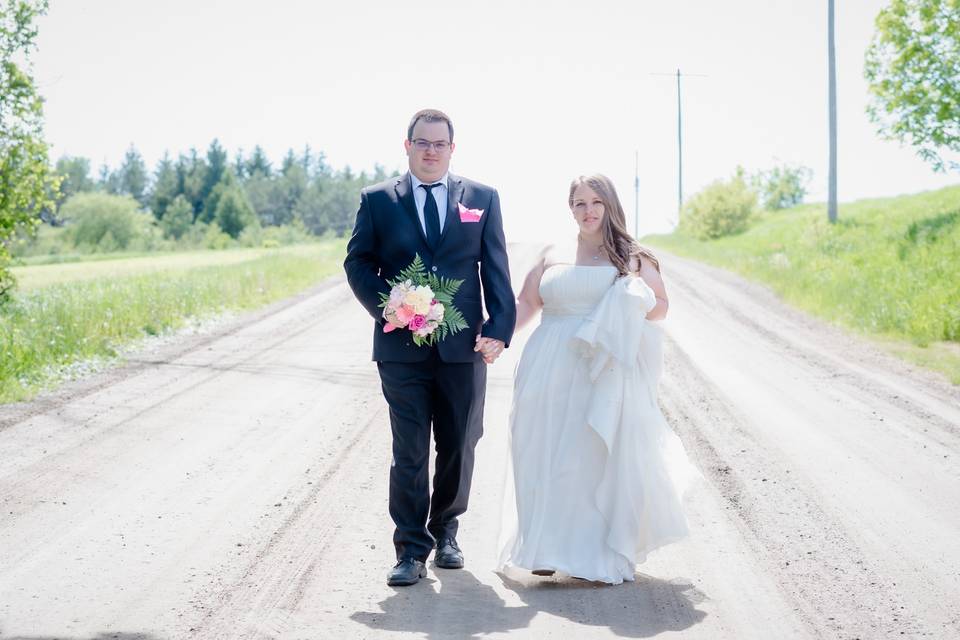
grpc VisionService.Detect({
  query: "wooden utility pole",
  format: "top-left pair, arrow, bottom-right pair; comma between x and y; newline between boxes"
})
828,0 -> 838,223
652,69 -> 706,226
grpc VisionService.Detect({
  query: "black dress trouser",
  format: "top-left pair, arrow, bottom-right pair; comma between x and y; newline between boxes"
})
377,348 -> 487,562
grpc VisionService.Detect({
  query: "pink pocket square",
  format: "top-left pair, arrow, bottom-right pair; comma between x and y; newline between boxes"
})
458,202 -> 484,223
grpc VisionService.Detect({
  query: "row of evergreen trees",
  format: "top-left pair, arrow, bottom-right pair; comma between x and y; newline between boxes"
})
53,141 -> 395,239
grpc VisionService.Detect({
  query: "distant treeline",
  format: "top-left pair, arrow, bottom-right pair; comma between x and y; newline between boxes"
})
52,141 -> 396,238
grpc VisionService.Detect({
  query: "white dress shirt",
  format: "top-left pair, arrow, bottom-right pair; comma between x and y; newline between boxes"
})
410,173 -> 448,235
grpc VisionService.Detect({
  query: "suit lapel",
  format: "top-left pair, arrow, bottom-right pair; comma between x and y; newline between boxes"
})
395,173 -> 430,249
439,174 -> 464,249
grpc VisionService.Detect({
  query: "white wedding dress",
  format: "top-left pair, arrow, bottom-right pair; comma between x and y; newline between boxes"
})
498,264 -> 698,584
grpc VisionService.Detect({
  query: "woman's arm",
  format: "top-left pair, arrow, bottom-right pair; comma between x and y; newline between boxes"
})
515,251 -> 548,331
631,255 -> 669,321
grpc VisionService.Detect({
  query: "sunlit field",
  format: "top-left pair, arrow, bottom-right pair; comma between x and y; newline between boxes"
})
0,240 -> 346,403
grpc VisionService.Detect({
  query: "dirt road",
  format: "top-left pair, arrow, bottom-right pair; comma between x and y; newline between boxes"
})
1,249 -> 958,639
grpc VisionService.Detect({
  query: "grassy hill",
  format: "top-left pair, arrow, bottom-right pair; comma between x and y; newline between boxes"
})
644,185 -> 960,384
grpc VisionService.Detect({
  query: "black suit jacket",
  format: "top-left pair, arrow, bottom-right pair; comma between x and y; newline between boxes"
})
344,172 -> 516,363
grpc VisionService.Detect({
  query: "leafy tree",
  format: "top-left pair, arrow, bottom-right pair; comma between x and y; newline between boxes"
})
97,163 -> 120,194
276,160 -> 307,226
294,181 -> 328,234
865,0 -> 960,171
246,145 -> 271,178
118,145 -> 148,206
216,187 -> 257,239
200,168 -> 238,223
300,144 -> 313,175
160,194 -> 192,240
201,138 -> 228,203
680,169 -> 757,240
232,148 -> 246,180
60,192 -> 146,250
0,0 -> 57,300
751,163 -> 813,210
244,173 -> 287,226
323,176 -> 361,236
313,151 -> 333,179
281,149 -> 298,176
214,186 -> 257,239
150,152 -> 178,220
54,155 -> 94,205
371,163 -> 389,183
175,149 -> 206,219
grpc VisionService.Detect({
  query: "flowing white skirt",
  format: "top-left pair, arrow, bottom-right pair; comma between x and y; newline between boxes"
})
498,278 -> 698,584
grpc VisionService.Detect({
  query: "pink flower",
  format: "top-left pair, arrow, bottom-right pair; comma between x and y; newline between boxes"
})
409,314 -> 427,331
458,202 -> 483,223
382,307 -> 404,333
395,304 -> 415,324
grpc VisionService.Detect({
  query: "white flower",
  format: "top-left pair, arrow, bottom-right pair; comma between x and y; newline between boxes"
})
404,286 -> 433,315
426,302 -> 444,322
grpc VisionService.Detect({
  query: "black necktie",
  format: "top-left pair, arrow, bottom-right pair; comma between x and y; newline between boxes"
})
421,183 -> 442,249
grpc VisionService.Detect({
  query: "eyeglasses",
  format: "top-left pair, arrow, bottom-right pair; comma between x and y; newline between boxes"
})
411,138 -> 451,152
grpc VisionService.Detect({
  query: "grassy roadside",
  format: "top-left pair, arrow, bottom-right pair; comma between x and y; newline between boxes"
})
0,240 -> 346,403
643,186 -> 960,384
10,246 -> 311,289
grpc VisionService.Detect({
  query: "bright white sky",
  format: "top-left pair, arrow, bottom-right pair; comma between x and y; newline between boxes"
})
33,0 -> 959,241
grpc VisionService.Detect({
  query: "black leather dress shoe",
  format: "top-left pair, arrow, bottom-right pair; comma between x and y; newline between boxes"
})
434,538 -> 464,569
387,558 -> 427,586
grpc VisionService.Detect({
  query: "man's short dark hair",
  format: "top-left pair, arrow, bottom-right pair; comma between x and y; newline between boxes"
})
407,109 -> 454,142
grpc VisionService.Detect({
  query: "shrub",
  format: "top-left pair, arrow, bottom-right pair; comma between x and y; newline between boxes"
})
59,192 -> 150,251
752,163 -> 812,210
214,187 -> 257,239
203,222 -> 233,250
681,170 -> 757,240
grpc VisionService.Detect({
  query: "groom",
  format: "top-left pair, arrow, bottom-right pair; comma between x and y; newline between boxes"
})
344,109 -> 516,586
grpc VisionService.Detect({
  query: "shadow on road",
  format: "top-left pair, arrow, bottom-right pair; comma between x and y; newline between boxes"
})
350,568 -> 707,638
498,571 -> 708,637
0,634 -> 164,640
351,569 -> 536,638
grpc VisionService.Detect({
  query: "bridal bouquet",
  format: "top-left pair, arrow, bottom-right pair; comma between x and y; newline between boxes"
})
379,254 -> 468,346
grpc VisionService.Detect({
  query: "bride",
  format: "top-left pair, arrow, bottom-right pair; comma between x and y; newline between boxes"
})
497,173 -> 698,584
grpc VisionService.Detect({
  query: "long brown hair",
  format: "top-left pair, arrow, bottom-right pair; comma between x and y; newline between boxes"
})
568,174 -> 660,276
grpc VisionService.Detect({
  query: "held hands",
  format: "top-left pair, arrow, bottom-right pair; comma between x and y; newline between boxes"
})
475,335 -> 505,364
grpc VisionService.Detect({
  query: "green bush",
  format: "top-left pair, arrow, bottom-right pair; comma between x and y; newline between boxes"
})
60,192 -> 151,251
752,163 -> 812,210
10,223 -> 70,259
203,222 -> 233,249
681,171 -> 757,240
214,187 -> 258,239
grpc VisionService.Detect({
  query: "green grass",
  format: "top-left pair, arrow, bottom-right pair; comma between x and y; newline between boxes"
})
644,185 -> 960,384
0,240 -> 346,403
11,245 -> 324,290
